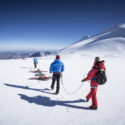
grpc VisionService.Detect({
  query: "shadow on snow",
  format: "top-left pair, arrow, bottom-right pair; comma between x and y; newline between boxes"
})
18,94 -> 91,110
4,83 -> 53,95
4,83 -> 91,110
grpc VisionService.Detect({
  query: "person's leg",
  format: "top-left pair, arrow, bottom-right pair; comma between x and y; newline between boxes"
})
51,75 -> 56,90
86,90 -> 92,101
34,63 -> 37,68
86,80 -> 93,101
56,74 -> 60,94
91,88 -> 98,108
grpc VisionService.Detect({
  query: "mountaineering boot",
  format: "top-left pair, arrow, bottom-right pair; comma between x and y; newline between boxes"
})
90,106 -> 98,110
86,97 -> 89,102
56,91 -> 59,95
51,86 -> 53,90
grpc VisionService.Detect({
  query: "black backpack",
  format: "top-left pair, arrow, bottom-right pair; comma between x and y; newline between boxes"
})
95,70 -> 107,85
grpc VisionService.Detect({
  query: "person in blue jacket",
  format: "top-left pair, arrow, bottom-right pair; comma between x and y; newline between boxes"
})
33,57 -> 38,68
49,55 -> 64,95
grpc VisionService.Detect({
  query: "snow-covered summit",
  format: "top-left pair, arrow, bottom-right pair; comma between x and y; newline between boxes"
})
58,23 -> 125,55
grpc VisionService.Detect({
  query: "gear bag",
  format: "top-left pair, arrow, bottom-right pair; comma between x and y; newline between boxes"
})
95,70 -> 107,85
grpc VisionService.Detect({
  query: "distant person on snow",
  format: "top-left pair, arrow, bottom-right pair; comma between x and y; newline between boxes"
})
33,57 -> 38,69
81,57 -> 106,110
49,55 -> 64,95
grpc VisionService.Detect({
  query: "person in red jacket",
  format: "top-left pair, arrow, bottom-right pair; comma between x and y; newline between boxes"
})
81,57 -> 106,110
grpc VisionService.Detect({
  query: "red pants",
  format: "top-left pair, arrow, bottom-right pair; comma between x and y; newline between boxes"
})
86,88 -> 98,107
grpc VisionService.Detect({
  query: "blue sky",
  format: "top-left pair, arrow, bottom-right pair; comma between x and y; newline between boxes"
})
0,0 -> 125,50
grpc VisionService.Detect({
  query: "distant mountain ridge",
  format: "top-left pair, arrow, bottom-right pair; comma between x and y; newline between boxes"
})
58,23 -> 125,55
0,50 -> 56,59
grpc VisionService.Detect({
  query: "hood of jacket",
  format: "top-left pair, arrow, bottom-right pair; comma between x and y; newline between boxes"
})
54,59 -> 61,63
93,60 -> 105,69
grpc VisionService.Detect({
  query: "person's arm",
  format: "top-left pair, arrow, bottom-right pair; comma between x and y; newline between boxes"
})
61,63 -> 64,72
49,63 -> 53,73
82,68 -> 97,82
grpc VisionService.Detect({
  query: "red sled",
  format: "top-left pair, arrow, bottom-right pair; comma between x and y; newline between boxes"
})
29,69 -> 48,73
29,76 -> 52,80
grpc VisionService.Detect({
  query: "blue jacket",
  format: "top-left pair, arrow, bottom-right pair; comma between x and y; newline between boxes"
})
49,59 -> 64,73
33,57 -> 38,64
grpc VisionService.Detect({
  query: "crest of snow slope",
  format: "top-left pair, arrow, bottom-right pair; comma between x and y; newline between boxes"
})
58,23 -> 125,55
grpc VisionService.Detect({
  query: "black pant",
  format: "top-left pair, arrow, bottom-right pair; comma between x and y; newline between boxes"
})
34,63 -> 37,68
51,73 -> 61,94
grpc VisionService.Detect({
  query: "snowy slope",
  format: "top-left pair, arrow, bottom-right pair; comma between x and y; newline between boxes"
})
0,55 -> 125,125
58,23 -> 125,55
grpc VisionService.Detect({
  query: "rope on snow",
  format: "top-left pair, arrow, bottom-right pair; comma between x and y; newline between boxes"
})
61,74 -> 89,95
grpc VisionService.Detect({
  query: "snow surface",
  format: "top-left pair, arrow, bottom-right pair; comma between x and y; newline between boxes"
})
0,55 -> 125,125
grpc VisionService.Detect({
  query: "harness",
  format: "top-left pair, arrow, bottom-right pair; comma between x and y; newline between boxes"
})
91,86 -> 97,88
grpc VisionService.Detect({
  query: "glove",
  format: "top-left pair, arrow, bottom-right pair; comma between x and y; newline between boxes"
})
81,79 -> 85,82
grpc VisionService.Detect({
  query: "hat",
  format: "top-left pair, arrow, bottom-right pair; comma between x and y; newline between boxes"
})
56,55 -> 60,59
95,56 -> 100,62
